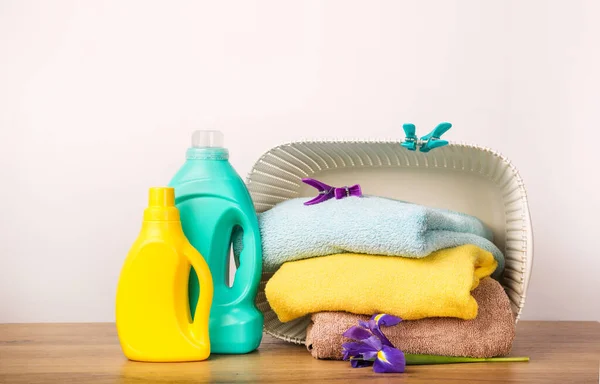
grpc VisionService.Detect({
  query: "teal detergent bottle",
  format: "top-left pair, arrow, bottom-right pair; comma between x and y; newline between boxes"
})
169,130 -> 263,354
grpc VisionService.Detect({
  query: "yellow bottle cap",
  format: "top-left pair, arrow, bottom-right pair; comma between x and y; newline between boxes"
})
148,187 -> 175,207
144,187 -> 180,221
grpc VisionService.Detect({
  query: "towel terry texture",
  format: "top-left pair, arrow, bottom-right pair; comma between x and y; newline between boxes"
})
246,196 -> 504,277
305,278 -> 515,359
265,244 -> 497,323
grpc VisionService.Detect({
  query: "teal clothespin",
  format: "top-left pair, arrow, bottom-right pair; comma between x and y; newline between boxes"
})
419,122 -> 451,152
401,123 -> 418,151
400,122 -> 452,152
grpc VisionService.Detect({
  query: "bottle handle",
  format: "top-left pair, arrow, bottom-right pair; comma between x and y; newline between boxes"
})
231,207 -> 262,303
183,244 -> 213,348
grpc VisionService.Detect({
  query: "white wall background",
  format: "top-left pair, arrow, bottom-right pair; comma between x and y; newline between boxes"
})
1,0 -> 598,322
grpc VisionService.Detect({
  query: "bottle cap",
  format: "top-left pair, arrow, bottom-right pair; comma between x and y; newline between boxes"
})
148,187 -> 175,207
192,130 -> 224,148
144,187 -> 180,221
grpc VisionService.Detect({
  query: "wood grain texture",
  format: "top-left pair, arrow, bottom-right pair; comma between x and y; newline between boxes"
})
0,322 -> 598,383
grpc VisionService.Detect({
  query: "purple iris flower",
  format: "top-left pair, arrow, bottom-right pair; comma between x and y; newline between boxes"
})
342,314 -> 406,373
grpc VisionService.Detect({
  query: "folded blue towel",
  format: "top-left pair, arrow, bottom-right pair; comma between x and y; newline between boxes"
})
238,196 -> 504,278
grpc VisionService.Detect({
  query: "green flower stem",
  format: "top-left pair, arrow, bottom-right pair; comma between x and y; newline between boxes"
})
405,354 -> 530,365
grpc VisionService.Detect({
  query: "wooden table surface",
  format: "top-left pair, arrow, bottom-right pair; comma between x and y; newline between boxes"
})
0,321 -> 598,383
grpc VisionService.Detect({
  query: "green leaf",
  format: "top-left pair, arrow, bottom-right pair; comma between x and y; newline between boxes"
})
405,354 -> 530,365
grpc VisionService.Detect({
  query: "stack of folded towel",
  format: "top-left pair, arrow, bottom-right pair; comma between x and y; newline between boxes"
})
253,194 -> 514,359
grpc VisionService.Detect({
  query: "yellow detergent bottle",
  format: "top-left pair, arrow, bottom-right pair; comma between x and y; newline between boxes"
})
116,187 -> 213,362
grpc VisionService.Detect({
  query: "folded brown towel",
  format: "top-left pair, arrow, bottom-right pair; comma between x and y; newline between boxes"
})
306,278 -> 515,359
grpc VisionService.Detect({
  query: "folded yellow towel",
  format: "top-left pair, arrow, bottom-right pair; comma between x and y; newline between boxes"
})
265,244 -> 497,323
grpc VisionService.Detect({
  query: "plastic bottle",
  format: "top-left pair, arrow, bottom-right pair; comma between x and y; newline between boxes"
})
169,130 -> 263,354
116,187 -> 213,362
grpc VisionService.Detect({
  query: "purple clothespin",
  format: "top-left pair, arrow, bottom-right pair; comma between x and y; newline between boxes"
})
302,178 -> 362,206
